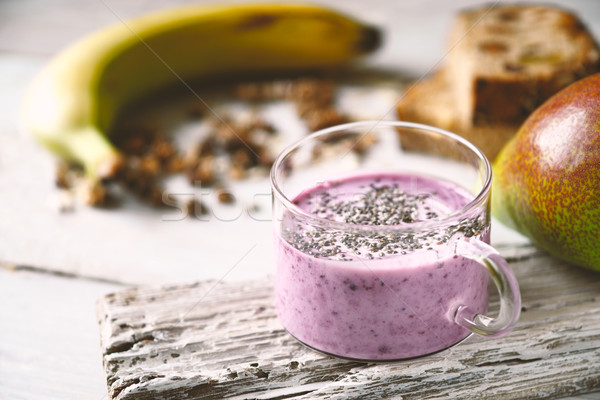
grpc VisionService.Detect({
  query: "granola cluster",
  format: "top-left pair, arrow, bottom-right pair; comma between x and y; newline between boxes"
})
56,77 -> 355,211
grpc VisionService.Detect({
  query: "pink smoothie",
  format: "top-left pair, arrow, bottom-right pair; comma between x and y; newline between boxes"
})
274,173 -> 490,360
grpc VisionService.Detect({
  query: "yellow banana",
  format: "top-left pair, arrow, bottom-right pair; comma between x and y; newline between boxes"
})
21,2 -> 380,182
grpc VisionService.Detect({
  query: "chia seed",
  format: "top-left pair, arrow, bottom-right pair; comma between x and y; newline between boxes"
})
282,180 -> 486,261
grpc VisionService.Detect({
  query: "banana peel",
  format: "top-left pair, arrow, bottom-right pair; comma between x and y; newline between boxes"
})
21,2 -> 381,199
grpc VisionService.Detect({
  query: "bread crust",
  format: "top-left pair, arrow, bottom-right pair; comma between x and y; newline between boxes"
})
397,69 -> 516,160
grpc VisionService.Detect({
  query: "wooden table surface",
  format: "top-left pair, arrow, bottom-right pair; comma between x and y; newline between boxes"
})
1,0 -> 599,399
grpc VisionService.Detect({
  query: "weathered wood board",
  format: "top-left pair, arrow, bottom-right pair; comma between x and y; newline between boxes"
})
97,246 -> 600,399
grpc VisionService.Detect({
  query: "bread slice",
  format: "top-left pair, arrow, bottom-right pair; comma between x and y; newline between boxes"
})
446,4 -> 600,127
396,4 -> 600,161
396,68 -> 516,161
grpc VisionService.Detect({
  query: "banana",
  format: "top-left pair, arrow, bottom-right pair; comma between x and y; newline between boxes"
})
21,2 -> 380,184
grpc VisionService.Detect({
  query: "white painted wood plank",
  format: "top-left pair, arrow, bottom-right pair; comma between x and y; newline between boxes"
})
0,254 -> 597,400
0,267 -> 125,400
97,250 -> 600,399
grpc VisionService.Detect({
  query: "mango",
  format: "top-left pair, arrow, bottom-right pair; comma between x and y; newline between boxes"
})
492,73 -> 600,271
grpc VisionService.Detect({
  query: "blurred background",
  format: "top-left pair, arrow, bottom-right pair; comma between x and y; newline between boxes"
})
1,0 -> 599,286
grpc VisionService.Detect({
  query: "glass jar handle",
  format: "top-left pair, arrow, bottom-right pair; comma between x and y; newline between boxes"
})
453,239 -> 521,338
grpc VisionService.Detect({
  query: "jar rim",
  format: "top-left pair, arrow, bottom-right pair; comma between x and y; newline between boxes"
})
269,120 -> 492,233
